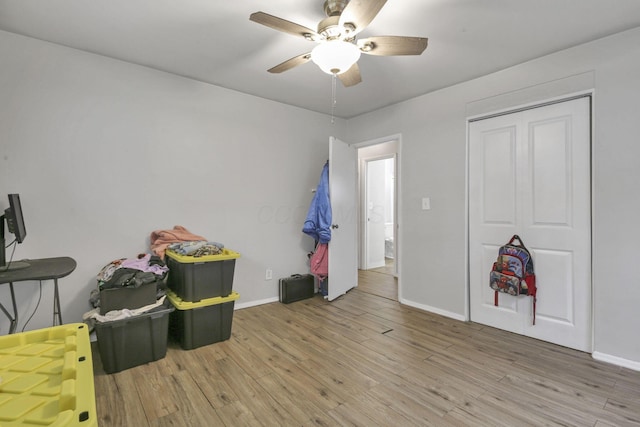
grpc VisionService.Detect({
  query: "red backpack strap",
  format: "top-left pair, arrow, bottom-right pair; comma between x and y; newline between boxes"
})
525,274 -> 537,325
514,234 -> 537,325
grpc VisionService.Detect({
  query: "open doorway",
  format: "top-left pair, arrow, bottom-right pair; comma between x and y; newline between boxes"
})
357,139 -> 398,300
364,157 -> 395,272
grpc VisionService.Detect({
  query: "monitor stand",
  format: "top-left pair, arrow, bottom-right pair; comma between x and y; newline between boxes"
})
0,237 -> 30,272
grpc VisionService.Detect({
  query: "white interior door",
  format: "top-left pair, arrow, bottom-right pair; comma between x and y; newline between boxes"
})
328,136 -> 358,301
469,97 -> 592,352
365,159 -> 387,269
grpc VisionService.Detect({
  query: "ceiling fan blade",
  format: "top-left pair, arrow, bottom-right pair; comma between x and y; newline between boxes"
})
339,0 -> 388,35
250,12 -> 319,41
338,63 -> 362,87
267,52 -> 312,74
358,36 -> 428,56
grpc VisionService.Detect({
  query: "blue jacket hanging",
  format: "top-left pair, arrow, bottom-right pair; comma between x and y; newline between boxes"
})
302,162 -> 332,243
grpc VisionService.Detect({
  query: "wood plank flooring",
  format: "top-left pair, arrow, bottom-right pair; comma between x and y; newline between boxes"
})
91,270 -> 640,426
355,263 -> 397,301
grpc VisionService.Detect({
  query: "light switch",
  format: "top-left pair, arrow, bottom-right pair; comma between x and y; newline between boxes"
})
422,197 -> 431,210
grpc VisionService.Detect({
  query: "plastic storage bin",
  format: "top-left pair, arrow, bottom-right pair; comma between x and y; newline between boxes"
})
167,290 -> 239,350
0,323 -> 97,426
165,248 -> 239,302
99,280 -> 158,314
94,305 -> 173,374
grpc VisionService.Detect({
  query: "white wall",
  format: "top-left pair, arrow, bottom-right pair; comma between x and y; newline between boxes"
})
0,30 -> 345,333
347,27 -> 640,367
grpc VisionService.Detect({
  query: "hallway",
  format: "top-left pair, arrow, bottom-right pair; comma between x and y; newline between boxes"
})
358,259 -> 397,301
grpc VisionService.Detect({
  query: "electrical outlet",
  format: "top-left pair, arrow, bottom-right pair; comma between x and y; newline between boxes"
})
422,197 -> 431,210
265,268 -> 273,280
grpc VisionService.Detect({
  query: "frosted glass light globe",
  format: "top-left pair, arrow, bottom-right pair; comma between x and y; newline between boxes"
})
311,40 -> 361,75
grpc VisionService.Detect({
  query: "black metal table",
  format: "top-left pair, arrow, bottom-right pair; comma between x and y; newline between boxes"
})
0,257 -> 77,334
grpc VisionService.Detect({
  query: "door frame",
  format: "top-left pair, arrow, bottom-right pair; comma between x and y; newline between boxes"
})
465,92 -> 594,347
355,134 -> 402,286
363,154 -> 396,270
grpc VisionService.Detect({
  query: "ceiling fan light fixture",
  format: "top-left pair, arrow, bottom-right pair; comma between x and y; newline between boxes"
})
311,40 -> 361,75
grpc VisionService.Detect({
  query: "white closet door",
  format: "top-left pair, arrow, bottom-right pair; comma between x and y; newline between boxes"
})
469,97 -> 592,352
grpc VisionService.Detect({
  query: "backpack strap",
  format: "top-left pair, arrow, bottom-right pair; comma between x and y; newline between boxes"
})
508,234 -> 529,249
495,290 -> 536,325
533,297 -> 536,325
496,291 -> 536,324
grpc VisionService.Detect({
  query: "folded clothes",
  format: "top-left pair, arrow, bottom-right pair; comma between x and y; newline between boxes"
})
189,245 -> 224,257
168,241 -> 224,256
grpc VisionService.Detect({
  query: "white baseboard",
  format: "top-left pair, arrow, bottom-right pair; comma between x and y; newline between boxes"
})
399,297 -> 466,322
235,296 -> 279,310
592,351 -> 640,372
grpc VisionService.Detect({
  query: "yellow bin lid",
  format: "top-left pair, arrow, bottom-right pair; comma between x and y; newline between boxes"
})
0,323 -> 97,426
165,248 -> 240,263
167,290 -> 240,310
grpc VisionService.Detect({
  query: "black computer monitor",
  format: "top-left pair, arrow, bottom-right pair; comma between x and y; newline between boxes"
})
1,193 -> 30,271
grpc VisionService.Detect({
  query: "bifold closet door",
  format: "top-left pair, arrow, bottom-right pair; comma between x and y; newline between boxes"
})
468,97 -> 592,352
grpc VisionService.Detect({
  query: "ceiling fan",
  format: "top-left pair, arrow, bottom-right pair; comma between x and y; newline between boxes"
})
249,0 -> 428,87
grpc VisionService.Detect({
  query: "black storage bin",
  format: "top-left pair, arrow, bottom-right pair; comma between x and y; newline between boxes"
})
165,249 -> 239,302
95,305 -> 173,373
167,290 -> 238,350
99,280 -> 158,314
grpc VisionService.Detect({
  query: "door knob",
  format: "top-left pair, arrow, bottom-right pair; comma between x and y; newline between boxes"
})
331,224 -> 339,229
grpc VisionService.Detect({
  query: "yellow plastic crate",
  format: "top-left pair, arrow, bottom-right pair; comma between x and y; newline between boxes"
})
0,323 -> 97,426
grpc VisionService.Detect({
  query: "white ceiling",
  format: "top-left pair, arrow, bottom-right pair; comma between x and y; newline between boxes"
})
1,1 -> 640,118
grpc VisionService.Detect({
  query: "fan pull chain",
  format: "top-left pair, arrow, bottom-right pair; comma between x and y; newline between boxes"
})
331,73 -> 337,124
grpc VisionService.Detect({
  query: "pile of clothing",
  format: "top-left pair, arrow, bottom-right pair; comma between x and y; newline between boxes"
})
167,241 -> 224,257
85,253 -> 170,330
97,253 -> 168,290
85,226 -> 225,329
150,225 -> 224,257
150,225 -> 206,259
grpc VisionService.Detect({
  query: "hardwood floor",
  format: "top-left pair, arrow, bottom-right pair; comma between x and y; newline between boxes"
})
369,257 -> 395,276
357,262 -> 397,301
92,271 -> 640,426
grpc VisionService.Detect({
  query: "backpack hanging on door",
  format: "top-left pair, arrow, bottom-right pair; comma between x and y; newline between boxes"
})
490,235 -> 537,324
